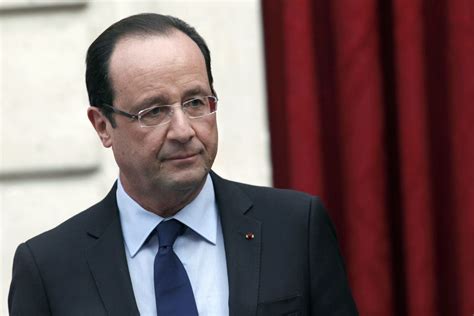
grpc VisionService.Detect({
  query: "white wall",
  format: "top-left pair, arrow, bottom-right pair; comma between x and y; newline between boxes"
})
0,0 -> 271,313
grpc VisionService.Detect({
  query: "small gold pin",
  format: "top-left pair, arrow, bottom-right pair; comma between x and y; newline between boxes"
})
245,232 -> 255,240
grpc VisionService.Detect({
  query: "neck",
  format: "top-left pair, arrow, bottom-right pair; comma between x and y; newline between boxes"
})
119,175 -> 207,217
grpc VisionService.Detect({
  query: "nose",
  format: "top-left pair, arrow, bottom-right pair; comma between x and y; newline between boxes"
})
166,108 -> 195,143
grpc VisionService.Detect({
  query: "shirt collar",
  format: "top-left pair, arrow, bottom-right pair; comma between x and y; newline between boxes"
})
117,174 -> 217,258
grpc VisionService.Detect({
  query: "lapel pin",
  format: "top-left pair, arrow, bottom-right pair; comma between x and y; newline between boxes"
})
245,232 -> 255,240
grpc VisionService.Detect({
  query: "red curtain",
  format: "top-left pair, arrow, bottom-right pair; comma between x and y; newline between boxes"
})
261,0 -> 474,315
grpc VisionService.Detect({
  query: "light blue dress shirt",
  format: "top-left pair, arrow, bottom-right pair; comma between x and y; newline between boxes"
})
116,175 -> 229,316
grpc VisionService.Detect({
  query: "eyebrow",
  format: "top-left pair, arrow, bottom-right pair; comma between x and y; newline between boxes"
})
131,95 -> 169,113
182,86 -> 210,99
131,86 -> 211,112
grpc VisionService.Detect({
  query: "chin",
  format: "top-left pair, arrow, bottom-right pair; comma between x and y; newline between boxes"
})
162,168 -> 209,192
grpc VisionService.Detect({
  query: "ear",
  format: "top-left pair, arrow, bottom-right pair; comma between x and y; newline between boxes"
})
87,106 -> 113,148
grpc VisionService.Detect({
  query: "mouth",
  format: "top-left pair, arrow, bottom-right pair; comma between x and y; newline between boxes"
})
165,153 -> 200,161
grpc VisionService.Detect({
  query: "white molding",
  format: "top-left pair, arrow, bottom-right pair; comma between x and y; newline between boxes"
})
0,1 -> 87,12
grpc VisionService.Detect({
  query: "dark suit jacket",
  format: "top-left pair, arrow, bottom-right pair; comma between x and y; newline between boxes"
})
9,172 -> 358,315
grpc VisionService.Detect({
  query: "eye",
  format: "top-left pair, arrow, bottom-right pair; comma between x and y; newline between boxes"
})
185,98 -> 206,108
140,105 -> 171,120
149,106 -> 163,116
139,105 -> 172,126
144,106 -> 169,117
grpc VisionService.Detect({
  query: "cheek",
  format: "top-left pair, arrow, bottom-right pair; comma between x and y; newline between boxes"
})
113,129 -> 162,161
143,130 -> 168,152
203,128 -> 218,166
196,119 -> 218,150
111,137 -> 138,167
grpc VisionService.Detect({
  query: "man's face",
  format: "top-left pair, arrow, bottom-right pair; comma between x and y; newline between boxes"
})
95,32 -> 218,198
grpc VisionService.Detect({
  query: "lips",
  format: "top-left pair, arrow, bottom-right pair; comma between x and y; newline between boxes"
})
165,153 -> 199,161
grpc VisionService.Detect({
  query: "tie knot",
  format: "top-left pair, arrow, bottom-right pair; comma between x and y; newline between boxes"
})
157,219 -> 184,248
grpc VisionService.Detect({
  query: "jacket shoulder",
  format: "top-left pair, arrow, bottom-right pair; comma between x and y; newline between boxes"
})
24,185 -> 117,256
218,176 -> 321,209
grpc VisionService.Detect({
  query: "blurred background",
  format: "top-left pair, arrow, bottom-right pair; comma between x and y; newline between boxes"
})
1,0 -> 473,315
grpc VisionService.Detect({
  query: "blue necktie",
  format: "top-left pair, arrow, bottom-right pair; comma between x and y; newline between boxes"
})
154,219 -> 198,316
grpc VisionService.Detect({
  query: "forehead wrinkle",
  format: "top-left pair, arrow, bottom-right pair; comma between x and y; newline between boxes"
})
117,60 -> 204,90
119,59 -> 208,93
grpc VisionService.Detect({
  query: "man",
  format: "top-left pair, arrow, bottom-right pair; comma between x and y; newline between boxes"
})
8,13 -> 358,315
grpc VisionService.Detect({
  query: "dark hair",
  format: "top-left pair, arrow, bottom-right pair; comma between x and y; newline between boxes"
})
85,13 -> 215,126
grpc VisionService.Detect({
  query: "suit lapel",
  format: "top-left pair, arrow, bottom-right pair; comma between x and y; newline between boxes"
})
85,185 -> 140,316
211,172 -> 262,316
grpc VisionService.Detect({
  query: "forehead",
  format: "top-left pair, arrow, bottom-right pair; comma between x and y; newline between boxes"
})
111,31 -> 203,65
108,31 -> 209,105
